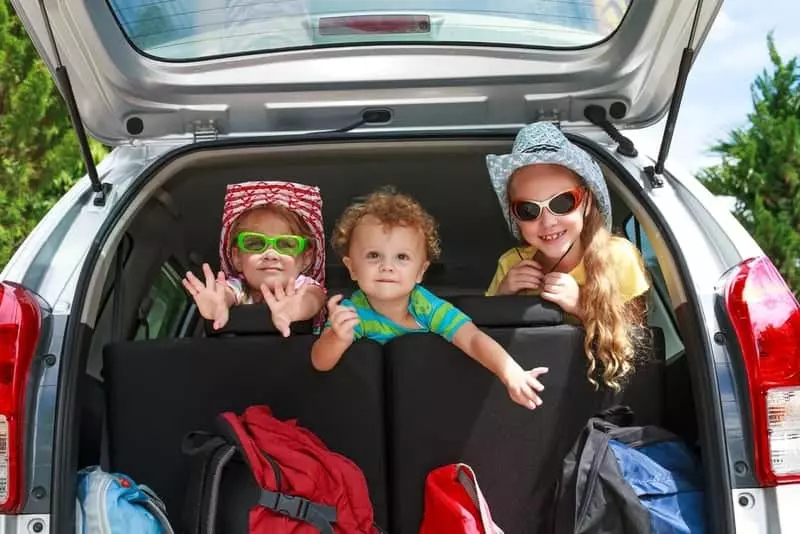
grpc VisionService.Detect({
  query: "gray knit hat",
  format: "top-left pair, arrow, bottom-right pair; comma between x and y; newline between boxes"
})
486,122 -> 612,238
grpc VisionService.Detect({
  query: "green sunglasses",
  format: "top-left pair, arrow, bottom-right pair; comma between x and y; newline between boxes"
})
235,232 -> 308,256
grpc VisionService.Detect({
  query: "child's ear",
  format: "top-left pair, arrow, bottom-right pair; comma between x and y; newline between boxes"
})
416,260 -> 430,284
342,256 -> 357,281
300,249 -> 314,274
231,247 -> 244,273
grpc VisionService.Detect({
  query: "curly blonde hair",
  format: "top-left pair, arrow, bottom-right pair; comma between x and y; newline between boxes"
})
332,188 -> 441,260
579,204 -> 649,391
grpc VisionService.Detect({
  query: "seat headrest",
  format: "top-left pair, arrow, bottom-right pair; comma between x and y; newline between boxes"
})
448,295 -> 564,327
206,296 -> 562,335
204,304 -> 314,336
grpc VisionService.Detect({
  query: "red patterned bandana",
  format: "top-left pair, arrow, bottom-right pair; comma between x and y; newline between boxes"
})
219,181 -> 326,288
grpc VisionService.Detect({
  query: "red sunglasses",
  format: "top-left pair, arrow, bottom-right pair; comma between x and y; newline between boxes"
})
510,187 -> 586,222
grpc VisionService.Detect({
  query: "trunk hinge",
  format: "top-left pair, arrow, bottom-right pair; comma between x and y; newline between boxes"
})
37,0 -> 109,206
644,0 -> 705,188
192,120 -> 220,143
534,107 -> 562,129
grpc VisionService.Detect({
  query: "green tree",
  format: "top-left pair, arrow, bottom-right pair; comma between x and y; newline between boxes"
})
0,2 -> 107,269
698,33 -> 800,295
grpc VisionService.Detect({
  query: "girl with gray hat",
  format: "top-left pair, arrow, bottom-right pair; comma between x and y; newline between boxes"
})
485,122 -> 650,391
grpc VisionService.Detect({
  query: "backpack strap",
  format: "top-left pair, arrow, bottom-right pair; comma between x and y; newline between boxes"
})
455,464 -> 504,534
551,417 -> 613,533
596,404 -> 635,427
181,431 -> 236,534
258,489 -> 337,534
139,484 -> 176,534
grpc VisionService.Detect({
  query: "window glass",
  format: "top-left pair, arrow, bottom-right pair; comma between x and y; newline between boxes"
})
624,216 -> 685,362
107,0 -> 632,60
135,261 -> 190,340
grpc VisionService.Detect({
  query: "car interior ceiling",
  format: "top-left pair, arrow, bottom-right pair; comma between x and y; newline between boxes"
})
75,136 -> 700,531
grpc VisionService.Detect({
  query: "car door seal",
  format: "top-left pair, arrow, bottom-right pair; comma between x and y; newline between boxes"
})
36,0 -> 109,206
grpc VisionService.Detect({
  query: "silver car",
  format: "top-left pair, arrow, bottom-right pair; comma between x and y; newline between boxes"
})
1,0 -> 797,532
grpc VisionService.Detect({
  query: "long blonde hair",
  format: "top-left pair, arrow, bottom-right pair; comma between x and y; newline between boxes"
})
579,203 -> 647,391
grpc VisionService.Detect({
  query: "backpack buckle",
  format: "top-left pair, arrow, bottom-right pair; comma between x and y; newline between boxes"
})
260,489 -> 338,534
260,490 -> 310,520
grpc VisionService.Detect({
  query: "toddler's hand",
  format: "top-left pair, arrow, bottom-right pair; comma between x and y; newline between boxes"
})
182,263 -> 230,330
497,260 -> 544,295
502,366 -> 548,410
261,278 -> 310,337
326,295 -> 359,343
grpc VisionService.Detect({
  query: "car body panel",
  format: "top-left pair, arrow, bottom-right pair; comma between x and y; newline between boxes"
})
11,0 -> 721,144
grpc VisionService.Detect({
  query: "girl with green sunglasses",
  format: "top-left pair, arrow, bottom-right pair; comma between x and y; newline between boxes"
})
182,181 -> 327,336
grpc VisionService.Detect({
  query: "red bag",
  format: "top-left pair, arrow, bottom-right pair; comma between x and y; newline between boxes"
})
419,464 -> 504,534
222,406 -> 377,533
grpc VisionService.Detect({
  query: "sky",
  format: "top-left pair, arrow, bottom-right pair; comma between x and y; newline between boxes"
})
628,0 -> 800,176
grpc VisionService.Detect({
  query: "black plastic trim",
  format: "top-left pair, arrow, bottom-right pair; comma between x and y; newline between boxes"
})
713,274 -> 760,488
51,320 -> 93,531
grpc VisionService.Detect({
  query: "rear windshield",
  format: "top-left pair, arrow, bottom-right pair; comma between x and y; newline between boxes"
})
107,0 -> 631,60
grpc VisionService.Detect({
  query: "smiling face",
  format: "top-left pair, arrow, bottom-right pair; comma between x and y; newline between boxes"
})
230,207 -> 311,290
509,164 -> 589,261
342,215 -> 430,304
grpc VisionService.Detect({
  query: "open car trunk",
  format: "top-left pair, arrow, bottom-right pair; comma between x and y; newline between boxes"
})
67,135 -> 709,533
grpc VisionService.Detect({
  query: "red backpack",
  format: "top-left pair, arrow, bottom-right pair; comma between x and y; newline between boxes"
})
182,405 -> 382,534
419,464 -> 504,534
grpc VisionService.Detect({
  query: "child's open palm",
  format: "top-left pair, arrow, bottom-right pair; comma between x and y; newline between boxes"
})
503,366 -> 549,410
182,263 -> 230,330
261,278 -> 311,337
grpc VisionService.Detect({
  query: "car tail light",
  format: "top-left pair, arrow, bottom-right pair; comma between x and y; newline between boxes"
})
723,256 -> 800,485
0,282 -> 41,512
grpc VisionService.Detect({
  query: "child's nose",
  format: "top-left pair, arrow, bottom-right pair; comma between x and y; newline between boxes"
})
539,208 -> 558,227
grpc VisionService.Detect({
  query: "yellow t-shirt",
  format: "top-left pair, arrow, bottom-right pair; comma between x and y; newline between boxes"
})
486,236 -> 650,302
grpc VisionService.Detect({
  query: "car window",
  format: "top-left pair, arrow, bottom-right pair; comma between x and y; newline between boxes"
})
135,260 -> 191,340
107,0 -> 632,60
624,216 -> 669,297
624,216 -> 686,362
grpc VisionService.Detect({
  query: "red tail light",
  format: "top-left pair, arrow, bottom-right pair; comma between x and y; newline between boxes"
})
723,256 -> 800,486
0,282 -> 41,512
319,15 -> 431,36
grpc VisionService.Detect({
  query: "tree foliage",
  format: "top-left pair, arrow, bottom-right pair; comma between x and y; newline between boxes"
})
0,2 -> 107,269
698,34 -> 800,294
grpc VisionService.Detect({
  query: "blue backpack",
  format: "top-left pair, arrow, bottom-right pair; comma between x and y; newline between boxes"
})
551,405 -> 707,534
75,467 -> 174,534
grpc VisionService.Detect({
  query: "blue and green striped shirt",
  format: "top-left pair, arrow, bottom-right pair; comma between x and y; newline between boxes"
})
333,285 -> 470,345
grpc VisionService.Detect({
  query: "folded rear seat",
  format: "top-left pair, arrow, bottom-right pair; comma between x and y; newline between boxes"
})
102,298 -> 663,533
386,296 -> 665,534
102,305 -> 389,528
